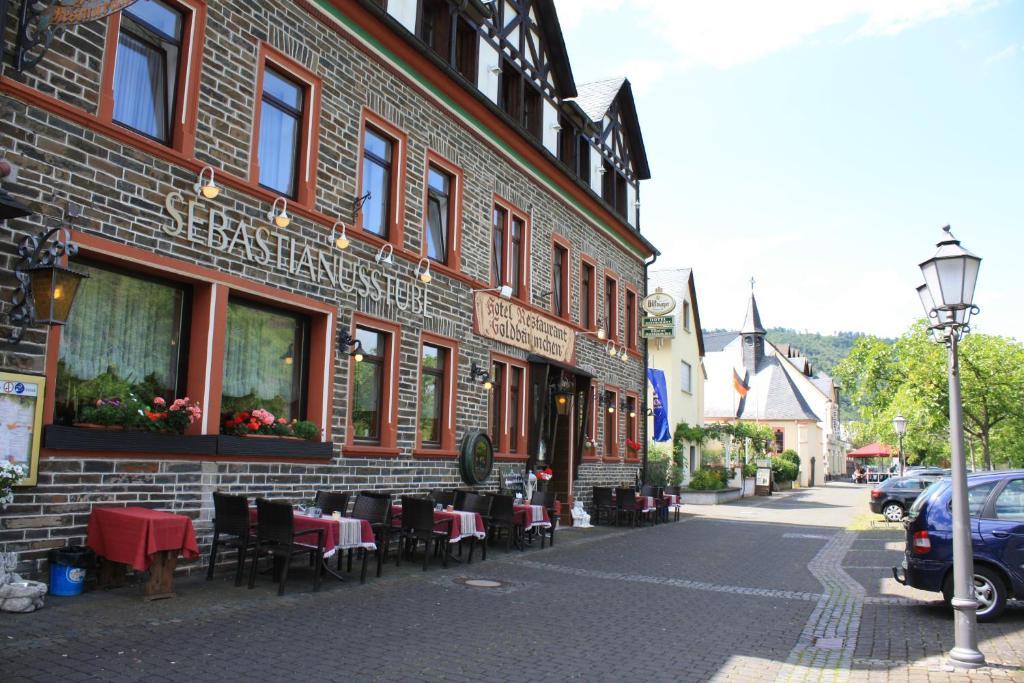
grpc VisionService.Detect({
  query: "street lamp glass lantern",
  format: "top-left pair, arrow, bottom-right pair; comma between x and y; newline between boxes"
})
27,263 -> 87,326
893,414 -> 907,436
919,226 -> 981,312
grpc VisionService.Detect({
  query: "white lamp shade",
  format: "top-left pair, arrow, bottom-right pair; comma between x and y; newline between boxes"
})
916,283 -> 936,319
892,414 -> 907,435
919,228 -> 981,310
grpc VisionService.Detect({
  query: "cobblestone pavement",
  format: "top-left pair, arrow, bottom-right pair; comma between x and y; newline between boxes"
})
2,484 -> 1022,682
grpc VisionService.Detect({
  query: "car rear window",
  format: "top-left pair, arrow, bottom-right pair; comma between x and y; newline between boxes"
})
909,479 -> 947,517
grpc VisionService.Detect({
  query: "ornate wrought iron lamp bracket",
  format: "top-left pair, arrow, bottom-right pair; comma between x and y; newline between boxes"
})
13,0 -> 61,72
6,204 -> 81,344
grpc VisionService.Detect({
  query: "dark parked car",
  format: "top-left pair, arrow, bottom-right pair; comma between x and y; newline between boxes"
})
893,470 -> 1024,622
869,474 -> 944,522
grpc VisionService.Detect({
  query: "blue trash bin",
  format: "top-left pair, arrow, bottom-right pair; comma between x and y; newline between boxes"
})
47,546 -> 93,597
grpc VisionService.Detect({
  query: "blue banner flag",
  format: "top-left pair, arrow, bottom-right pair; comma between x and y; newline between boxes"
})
646,368 -> 670,442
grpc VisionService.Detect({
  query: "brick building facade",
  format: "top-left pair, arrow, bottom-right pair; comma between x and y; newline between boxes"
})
0,0 -> 658,575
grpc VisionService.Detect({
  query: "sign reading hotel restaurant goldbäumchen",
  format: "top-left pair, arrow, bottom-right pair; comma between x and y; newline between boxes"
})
473,292 -> 575,364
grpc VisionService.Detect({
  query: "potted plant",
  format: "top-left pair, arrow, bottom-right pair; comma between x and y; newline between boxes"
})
536,466 -> 553,492
582,438 -> 596,457
223,409 -> 320,441
625,438 -> 642,459
76,397 -> 146,431
142,397 -> 203,434
1,463 -> 24,509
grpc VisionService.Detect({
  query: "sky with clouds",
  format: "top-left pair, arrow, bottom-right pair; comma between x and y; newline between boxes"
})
554,0 -> 1023,339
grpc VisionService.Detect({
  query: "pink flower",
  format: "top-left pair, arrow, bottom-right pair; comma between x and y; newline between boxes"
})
276,418 -> 287,424
153,397 -> 166,407
252,409 -> 274,426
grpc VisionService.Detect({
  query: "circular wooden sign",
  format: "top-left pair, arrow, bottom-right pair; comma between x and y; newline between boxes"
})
459,430 -> 494,486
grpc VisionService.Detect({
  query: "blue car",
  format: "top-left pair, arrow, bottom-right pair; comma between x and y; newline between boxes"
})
893,470 -> 1024,622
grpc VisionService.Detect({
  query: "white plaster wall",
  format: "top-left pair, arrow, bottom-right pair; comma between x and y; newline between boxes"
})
386,0 -> 417,33
542,100 -> 558,155
478,41 -> 500,103
589,146 -> 603,195
627,181 -> 637,227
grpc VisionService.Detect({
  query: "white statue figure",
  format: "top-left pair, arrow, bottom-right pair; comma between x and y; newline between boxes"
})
571,500 -> 592,528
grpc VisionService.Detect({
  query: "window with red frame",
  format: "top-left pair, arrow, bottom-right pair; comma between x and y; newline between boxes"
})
626,395 -> 638,444
362,126 -> 395,238
552,243 -> 568,318
625,289 -> 637,349
352,327 -> 388,443
605,276 -> 618,340
491,203 -> 526,299
509,366 -> 523,453
111,0 -> 184,144
489,361 -> 505,448
604,389 -> 618,457
580,261 -> 594,330
419,343 -> 446,447
257,67 -> 305,198
425,164 -> 453,265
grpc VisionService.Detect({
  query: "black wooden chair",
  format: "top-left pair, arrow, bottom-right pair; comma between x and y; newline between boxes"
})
664,485 -> 682,522
247,498 -> 324,596
462,493 -> 492,562
315,490 -> 350,517
207,492 -> 255,586
396,496 -> 453,571
486,494 -> 524,551
642,485 -> 669,523
530,491 -> 558,548
429,489 -> 456,508
614,487 -> 643,527
349,492 -> 394,581
592,487 -> 615,526
453,489 -> 476,510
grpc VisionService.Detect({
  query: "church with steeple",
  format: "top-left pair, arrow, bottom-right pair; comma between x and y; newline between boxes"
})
702,288 -> 844,486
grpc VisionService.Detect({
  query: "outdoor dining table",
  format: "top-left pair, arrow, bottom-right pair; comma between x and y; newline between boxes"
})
247,508 -> 376,582
390,505 -> 487,543
513,500 -> 562,530
86,506 -> 200,600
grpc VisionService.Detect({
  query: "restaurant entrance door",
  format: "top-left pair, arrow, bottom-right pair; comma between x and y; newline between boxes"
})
526,356 -> 594,526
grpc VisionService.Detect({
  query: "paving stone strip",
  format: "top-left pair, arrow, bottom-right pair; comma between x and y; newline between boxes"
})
515,559 -> 823,602
775,530 -> 863,683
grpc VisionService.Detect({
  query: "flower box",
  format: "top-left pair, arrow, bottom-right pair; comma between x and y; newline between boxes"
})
44,425 -> 217,455
216,435 -> 332,459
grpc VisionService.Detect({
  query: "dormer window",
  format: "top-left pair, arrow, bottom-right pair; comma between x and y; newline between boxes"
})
523,85 -> 542,139
601,159 -> 629,218
418,0 -> 478,82
499,60 -> 522,123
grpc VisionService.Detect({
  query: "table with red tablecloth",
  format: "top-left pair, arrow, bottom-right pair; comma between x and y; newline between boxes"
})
86,507 -> 199,599
391,505 -> 486,543
247,509 -> 376,558
513,501 -> 562,530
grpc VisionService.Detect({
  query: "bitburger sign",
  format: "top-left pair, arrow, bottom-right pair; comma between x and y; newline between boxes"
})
473,292 -> 575,364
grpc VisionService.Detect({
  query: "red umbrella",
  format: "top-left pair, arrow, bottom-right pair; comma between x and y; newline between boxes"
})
846,442 -> 894,459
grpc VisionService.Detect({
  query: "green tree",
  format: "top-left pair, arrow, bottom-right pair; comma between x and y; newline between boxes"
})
835,320 -> 1024,469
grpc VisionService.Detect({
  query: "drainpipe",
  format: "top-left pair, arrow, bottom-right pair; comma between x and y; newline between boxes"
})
641,249 -> 657,485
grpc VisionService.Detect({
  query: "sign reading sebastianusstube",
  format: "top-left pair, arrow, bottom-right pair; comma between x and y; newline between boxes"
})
473,292 -> 575,364
162,191 -> 431,316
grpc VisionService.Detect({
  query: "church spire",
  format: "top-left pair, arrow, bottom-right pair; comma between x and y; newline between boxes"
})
741,284 -> 766,335
740,280 -> 766,373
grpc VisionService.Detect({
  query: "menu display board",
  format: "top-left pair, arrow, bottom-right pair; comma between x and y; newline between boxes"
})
0,372 -> 45,486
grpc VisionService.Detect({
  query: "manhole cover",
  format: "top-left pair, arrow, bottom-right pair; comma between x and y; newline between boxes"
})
814,637 -> 844,649
463,579 -> 503,588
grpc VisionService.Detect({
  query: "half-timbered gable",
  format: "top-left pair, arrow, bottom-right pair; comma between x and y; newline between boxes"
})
574,77 -> 651,229
367,0 -> 648,232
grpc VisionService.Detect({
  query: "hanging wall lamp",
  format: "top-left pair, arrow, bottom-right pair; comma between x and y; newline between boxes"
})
330,221 -> 350,250
472,284 -> 513,300
280,343 -> 294,366
415,258 -> 432,284
268,197 -> 290,228
194,166 -> 220,199
5,206 -> 89,344
376,243 -> 394,266
338,329 -> 364,362
470,361 -> 493,390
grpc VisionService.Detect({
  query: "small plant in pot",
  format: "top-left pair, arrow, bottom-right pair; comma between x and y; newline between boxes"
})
223,409 -> 320,441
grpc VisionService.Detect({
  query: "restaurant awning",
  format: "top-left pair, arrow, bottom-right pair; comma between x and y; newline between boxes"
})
846,441 -> 894,459
526,354 -> 594,379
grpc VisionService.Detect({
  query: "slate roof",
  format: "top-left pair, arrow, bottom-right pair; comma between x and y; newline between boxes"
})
704,348 -> 821,422
573,77 -> 624,122
740,293 -> 766,334
702,331 -> 737,353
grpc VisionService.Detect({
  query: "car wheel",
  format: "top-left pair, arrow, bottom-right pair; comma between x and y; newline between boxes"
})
942,565 -> 1007,623
882,502 -> 904,522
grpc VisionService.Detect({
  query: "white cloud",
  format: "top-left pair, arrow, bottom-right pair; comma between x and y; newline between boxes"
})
556,0 -> 1000,69
984,42 -> 1020,66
